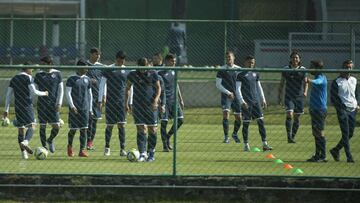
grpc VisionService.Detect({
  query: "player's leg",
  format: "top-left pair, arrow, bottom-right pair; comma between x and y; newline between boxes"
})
231,99 -> 242,143
67,129 -> 76,157
118,123 -> 126,156
292,98 -> 304,140
147,125 -> 157,162
166,105 -> 184,150
39,124 -> 47,148
47,123 -> 60,153
160,106 -> 169,151
136,125 -> 148,161
284,98 -> 295,143
241,105 -> 251,151
79,128 -> 88,157
222,96 -> 231,143
104,124 -> 114,156
17,127 -> 28,159
253,104 -> 271,151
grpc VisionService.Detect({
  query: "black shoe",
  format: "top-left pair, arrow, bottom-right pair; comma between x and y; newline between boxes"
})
287,138 -> 296,144
318,157 -> 328,163
166,140 -> 173,150
263,144 -> 273,151
232,134 -> 241,143
307,155 -> 320,162
347,158 -> 355,163
329,148 -> 340,162
163,147 -> 170,152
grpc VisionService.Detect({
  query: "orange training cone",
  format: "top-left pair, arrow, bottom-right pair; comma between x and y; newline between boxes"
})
266,153 -> 275,159
284,164 -> 294,169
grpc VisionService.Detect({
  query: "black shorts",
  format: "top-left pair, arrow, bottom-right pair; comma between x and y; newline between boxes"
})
160,103 -> 183,121
285,96 -> 304,114
309,108 -> 327,131
105,102 -> 126,125
38,105 -> 59,125
69,109 -> 89,129
242,103 -> 264,122
221,95 -> 241,114
133,105 -> 158,126
14,106 -> 35,128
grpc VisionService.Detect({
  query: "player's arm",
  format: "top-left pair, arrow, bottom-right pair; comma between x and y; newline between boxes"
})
29,83 -> 48,96
330,80 -> 342,110
65,86 -> 77,114
153,80 -> 161,111
303,75 -> 309,97
3,87 -> 13,118
88,87 -> 93,115
257,81 -> 267,109
125,80 -> 133,113
215,77 -> 233,99
56,82 -> 64,112
98,76 -> 107,108
278,75 -> 285,105
235,81 -> 247,109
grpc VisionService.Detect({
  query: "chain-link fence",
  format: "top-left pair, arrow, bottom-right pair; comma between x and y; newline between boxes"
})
0,18 -> 359,177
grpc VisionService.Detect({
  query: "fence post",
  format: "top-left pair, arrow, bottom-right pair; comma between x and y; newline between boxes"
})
172,69 -> 178,177
350,25 -> 356,67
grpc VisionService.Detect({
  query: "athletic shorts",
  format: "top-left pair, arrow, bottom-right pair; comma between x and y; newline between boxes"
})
160,103 -> 183,121
38,105 -> 59,125
242,102 -> 264,122
285,96 -> 304,114
309,108 -> 327,131
69,109 -> 89,129
133,105 -> 158,126
14,106 -> 35,128
221,95 -> 241,114
105,102 -> 126,125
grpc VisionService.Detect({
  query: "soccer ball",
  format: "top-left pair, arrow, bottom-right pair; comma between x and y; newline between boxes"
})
34,147 -> 48,160
59,118 -> 65,127
1,118 -> 10,126
127,148 -> 140,162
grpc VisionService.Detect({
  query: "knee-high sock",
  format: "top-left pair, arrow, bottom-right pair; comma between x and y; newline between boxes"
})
68,130 -> 76,146
319,136 -> 326,159
257,119 -> 267,142
25,127 -> 34,141
105,126 -> 113,148
148,131 -> 157,152
168,118 -> 184,138
39,126 -> 47,147
137,131 -> 147,154
48,128 -> 59,142
292,119 -> 300,138
161,121 -> 168,146
18,132 -> 24,151
88,118 -> 97,141
79,129 -> 87,150
285,117 -> 292,139
118,127 -> 125,150
223,118 -> 229,137
233,120 -> 241,136
314,136 -> 321,157
242,122 -> 250,143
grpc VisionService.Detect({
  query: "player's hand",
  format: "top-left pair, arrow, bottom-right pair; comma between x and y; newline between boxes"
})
3,112 -> 8,119
303,92 -> 307,97
91,78 -> 97,85
44,91 -> 49,96
262,102 -> 267,110
56,104 -> 61,112
89,111 -> 94,117
71,107 -> 78,114
152,102 -> 159,111
356,106 -> 360,112
125,104 -> 131,114
102,97 -> 107,105
228,92 -> 235,100
97,102 -> 102,111
161,105 -> 166,113
242,102 -> 249,110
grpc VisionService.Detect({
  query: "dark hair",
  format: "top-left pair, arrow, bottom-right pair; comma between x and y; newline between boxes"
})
342,59 -> 353,66
165,53 -> 176,61
116,50 -> 126,59
289,51 -> 301,65
245,55 -> 255,61
153,52 -> 162,59
225,51 -> 235,56
76,59 -> 88,66
21,61 -> 33,71
310,60 -> 324,69
90,47 -> 100,54
137,57 -> 148,66
40,55 -> 53,64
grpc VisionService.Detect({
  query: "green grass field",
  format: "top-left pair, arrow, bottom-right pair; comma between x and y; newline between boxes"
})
0,106 -> 359,177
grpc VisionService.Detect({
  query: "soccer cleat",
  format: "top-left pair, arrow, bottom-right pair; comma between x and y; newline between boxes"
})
104,147 -> 111,156
21,150 -> 28,160
306,155 -> 319,162
147,151 -> 155,162
163,147 -> 170,152
120,149 -> 127,156
329,148 -> 340,162
223,136 -> 230,143
232,134 -> 241,143
47,140 -> 55,153
244,143 -> 250,152
67,145 -> 75,157
347,158 -> 355,163
86,140 -> 95,150
262,144 -> 273,151
79,150 -> 88,157
287,138 -> 296,144
166,140 -> 173,150
20,140 -> 33,154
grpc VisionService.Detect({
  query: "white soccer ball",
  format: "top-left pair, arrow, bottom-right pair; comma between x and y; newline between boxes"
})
1,118 -> 10,126
59,118 -> 65,127
127,148 -> 140,162
34,147 -> 48,160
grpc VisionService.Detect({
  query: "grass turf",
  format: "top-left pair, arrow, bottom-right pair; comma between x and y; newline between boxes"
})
0,106 -> 359,177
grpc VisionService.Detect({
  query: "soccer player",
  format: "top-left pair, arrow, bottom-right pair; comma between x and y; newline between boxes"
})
98,50 -> 129,156
3,63 -> 48,159
125,57 -> 161,162
34,56 -> 64,153
86,47 -> 105,150
65,59 -> 93,157
235,56 -> 272,152
278,51 -> 308,143
215,51 -> 242,144
306,60 -> 328,162
158,53 -> 184,151
329,60 -> 359,163
152,53 -> 167,118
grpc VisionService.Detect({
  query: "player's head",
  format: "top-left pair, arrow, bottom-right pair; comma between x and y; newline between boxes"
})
341,59 -> 353,78
22,61 -> 33,75
76,59 -> 88,75
115,50 -> 126,66
244,55 -> 256,68
89,47 -> 101,63
309,59 -> 324,75
164,53 -> 176,67
40,55 -> 53,65
137,57 -> 149,73
289,51 -> 301,67
152,53 -> 163,66
225,51 -> 235,66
